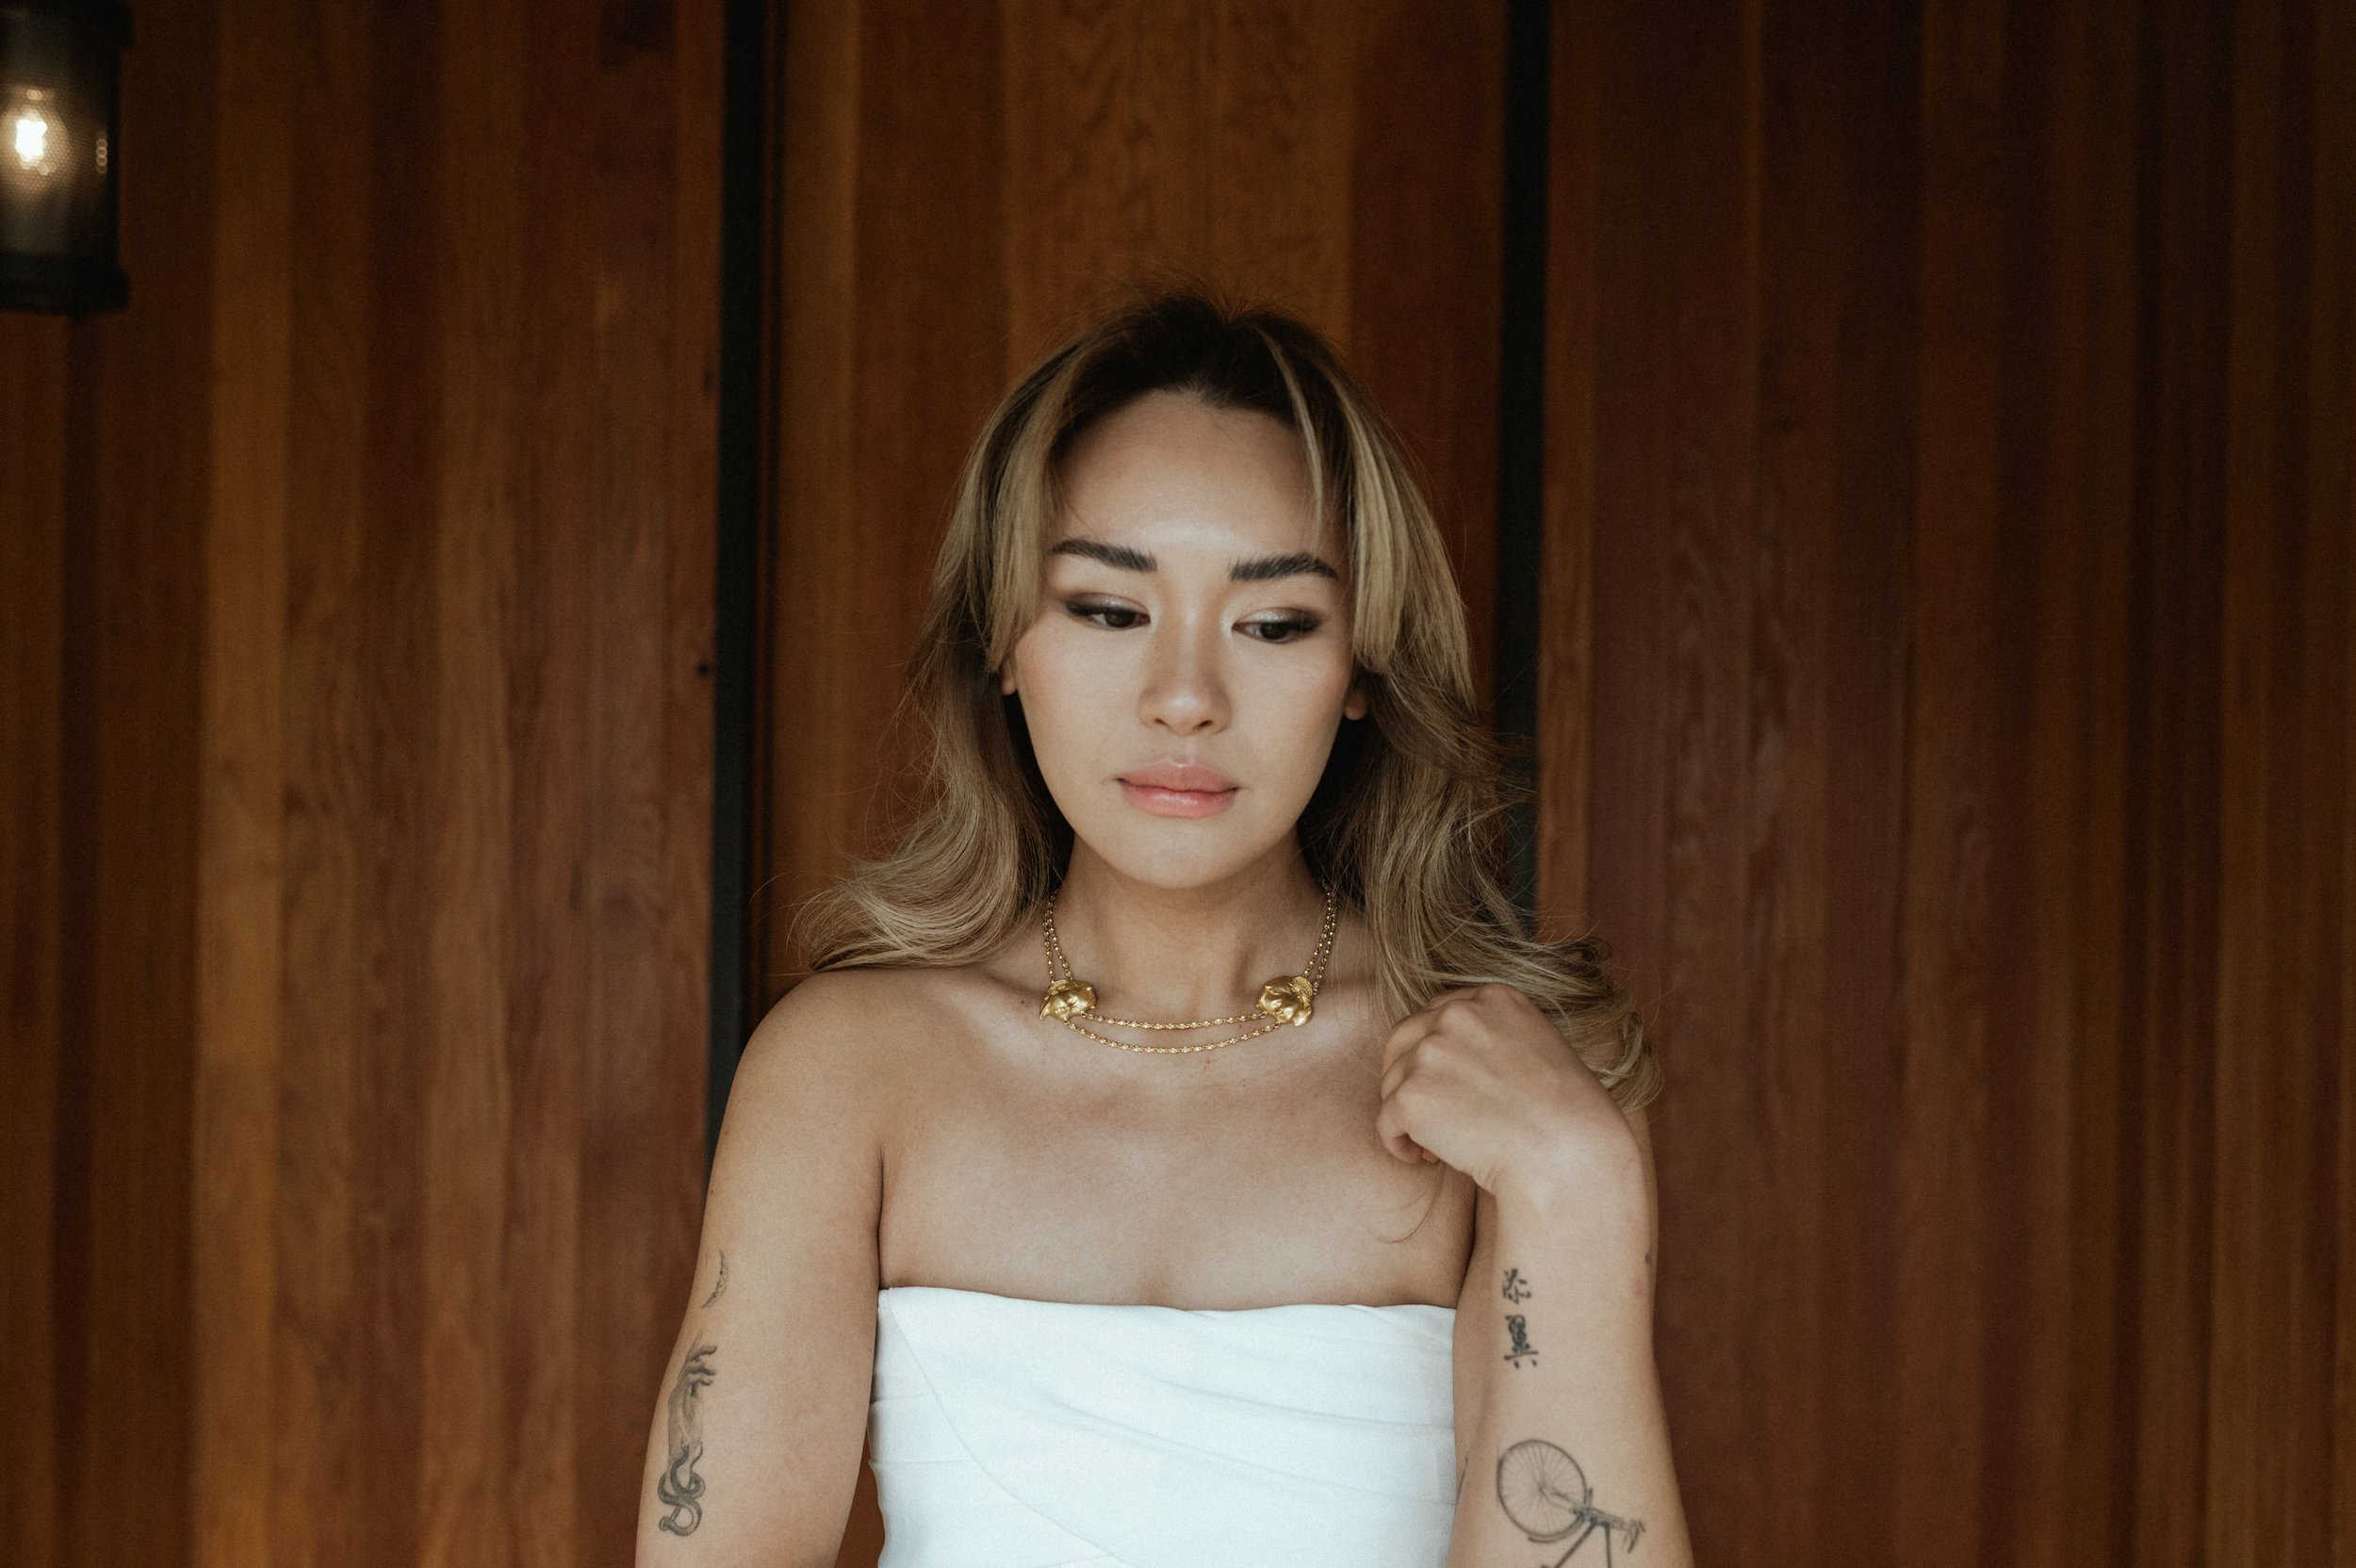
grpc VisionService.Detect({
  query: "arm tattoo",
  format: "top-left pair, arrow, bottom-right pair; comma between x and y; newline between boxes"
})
1502,1266 -> 1539,1367
1497,1439 -> 1645,1564
654,1338 -> 717,1534
1484,1265 -> 1644,1559
1505,1313 -> 1541,1367
700,1250 -> 728,1308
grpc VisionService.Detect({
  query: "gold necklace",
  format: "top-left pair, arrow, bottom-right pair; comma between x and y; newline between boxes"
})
1039,886 -> 1340,1054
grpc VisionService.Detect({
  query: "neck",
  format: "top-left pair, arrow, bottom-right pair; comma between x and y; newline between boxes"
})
1046,841 -> 1330,1021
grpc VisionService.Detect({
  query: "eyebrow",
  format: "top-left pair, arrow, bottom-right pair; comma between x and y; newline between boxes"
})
1048,535 -> 1341,583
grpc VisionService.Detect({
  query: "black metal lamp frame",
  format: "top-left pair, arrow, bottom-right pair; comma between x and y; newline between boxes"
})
1,0 -> 130,317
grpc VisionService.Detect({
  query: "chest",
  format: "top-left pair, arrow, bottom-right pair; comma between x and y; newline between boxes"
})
876,1026 -> 1473,1308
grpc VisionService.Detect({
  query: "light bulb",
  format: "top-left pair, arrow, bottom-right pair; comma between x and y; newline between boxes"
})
6,85 -> 66,181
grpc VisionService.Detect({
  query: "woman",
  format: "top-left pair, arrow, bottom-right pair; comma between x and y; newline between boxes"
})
635,291 -> 1693,1567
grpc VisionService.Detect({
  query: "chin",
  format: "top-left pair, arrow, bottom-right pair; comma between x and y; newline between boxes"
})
1091,822 -> 1304,889
1096,845 -> 1239,889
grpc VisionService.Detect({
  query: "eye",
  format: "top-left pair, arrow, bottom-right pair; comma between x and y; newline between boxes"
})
1240,614 -> 1322,644
1064,597 -> 1145,630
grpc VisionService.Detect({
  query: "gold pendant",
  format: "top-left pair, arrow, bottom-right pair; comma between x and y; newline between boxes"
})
1255,974 -> 1316,1026
1041,978 -> 1097,1020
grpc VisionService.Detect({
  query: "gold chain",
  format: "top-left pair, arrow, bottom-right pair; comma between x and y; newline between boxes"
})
1039,886 -> 1339,1054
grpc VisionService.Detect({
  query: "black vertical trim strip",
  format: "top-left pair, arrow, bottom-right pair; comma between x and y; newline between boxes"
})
707,0 -> 773,1168
1497,0 -> 1551,925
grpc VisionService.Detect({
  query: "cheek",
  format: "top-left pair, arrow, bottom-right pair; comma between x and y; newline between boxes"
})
1235,651 -> 1357,758
1007,624 -> 1110,750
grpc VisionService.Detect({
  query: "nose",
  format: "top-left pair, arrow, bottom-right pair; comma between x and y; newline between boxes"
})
1136,616 -> 1228,735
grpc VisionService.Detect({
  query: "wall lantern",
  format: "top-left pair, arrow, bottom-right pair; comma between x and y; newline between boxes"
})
1,0 -> 129,317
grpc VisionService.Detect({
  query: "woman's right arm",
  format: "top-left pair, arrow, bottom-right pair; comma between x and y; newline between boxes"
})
633,972 -> 889,1566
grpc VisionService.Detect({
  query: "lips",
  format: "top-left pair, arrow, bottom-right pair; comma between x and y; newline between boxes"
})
1118,760 -> 1238,819
1121,760 -> 1235,792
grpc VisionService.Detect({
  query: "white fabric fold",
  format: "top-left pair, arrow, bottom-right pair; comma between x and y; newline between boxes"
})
869,1284 -> 1458,1568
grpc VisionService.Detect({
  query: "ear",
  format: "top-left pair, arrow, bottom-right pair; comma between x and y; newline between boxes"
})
1343,677 -> 1370,721
998,663 -> 1018,696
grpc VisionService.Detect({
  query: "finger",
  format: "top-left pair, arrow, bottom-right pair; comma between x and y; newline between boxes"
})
1380,1048 -> 1415,1102
1377,1011 -> 1431,1076
1378,1006 -> 1444,1077
1372,1090 -> 1423,1164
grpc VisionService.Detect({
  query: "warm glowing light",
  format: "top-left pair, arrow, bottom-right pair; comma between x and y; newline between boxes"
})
6,86 -> 66,180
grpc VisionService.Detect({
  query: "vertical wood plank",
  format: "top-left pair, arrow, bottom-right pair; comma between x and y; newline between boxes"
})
418,0 -> 523,1557
192,0 -> 292,1559
1350,0 -> 1505,693
1562,4 -> 1767,1560
275,0 -> 376,1557
1537,0 -> 1597,927
1897,2 -> 2010,1560
0,313 -> 71,1568
74,0 -> 223,1557
2315,8 -> 2356,1558
1751,1 -> 1918,1560
2208,0 -> 2347,1560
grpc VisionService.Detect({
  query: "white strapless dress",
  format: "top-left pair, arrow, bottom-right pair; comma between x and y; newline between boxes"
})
868,1285 -> 1460,1567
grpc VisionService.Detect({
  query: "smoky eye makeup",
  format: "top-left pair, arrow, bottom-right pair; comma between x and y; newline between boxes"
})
1240,613 -> 1323,642
1057,596 -> 1326,643
1062,596 -> 1145,629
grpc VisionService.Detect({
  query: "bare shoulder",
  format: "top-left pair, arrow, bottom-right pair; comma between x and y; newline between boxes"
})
730,967 -> 955,1109
695,970 -> 929,1238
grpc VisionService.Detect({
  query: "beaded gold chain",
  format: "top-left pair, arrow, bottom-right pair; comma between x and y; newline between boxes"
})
1039,886 -> 1340,1054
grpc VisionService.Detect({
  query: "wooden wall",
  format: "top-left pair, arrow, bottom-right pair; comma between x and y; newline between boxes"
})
1540,0 -> 2356,1564
0,0 -> 722,1563
7,0 -> 2347,1564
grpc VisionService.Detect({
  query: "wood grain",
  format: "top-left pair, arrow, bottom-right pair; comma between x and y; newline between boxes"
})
0,315 -> 71,1568
1539,0 -> 2355,1562
0,0 -> 721,1562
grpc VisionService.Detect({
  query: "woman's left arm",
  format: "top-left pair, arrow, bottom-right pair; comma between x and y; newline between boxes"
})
1375,984 -> 1694,1568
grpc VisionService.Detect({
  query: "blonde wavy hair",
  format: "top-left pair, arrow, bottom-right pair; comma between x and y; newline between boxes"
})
791,287 -> 1662,1114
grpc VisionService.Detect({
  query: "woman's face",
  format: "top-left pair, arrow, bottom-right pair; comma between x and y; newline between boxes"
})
1000,389 -> 1369,890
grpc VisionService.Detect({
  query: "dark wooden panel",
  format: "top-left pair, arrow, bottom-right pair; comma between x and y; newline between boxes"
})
1546,0 -> 1804,1551
2,0 -> 723,1562
60,0 -> 224,1558
0,315 -> 72,1568
2207,0 -> 2350,1557
1540,0 -> 2355,1563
